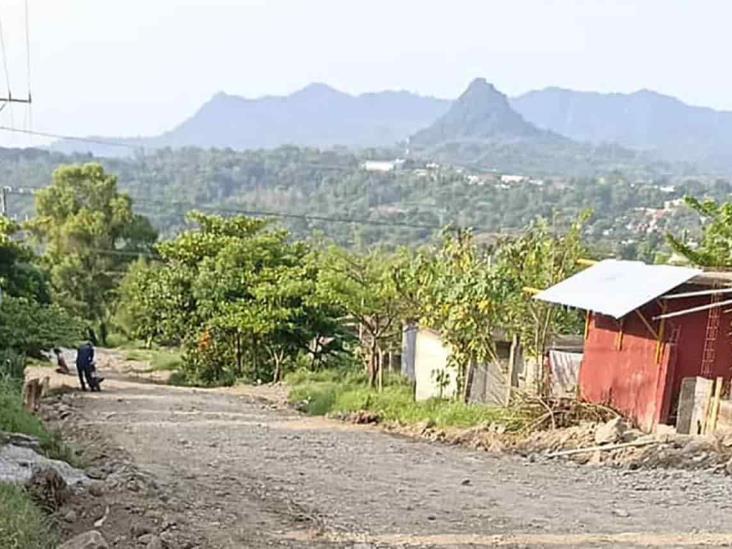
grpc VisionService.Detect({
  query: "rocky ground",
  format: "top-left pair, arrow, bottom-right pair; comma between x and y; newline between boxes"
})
18,351 -> 732,548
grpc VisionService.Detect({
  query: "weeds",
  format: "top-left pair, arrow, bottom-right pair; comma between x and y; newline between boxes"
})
0,378 -> 81,465
0,483 -> 57,549
287,369 -> 529,430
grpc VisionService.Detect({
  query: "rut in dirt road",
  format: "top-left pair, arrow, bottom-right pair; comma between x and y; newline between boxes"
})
59,363 -> 732,548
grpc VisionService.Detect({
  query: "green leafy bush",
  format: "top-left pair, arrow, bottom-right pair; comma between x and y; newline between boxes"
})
0,297 -> 84,357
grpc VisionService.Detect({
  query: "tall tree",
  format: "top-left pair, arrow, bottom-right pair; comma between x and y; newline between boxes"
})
29,163 -> 156,340
313,247 -> 404,388
494,214 -> 588,395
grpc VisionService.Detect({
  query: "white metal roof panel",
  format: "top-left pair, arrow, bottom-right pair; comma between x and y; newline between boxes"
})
533,259 -> 701,319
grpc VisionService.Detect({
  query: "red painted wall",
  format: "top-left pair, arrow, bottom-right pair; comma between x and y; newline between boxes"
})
579,287 -> 732,431
579,301 -> 670,431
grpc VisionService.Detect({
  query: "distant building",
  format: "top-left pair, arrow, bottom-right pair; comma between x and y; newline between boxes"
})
361,160 -> 396,173
500,174 -> 527,184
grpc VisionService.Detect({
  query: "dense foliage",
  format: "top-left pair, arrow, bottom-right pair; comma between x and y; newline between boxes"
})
0,217 -> 83,365
29,163 -> 157,341
667,196 -> 732,267
2,146 -> 728,252
117,212 -> 346,385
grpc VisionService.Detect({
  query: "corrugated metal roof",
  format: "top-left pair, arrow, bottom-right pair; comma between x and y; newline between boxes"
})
534,259 -> 701,319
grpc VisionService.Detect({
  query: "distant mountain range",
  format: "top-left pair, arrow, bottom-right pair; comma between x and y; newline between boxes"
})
51,79 -> 732,173
510,88 -> 732,171
51,84 -> 450,157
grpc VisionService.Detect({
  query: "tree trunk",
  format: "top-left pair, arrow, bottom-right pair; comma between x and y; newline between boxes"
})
368,340 -> 378,387
272,350 -> 285,383
377,348 -> 384,392
235,331 -> 242,378
461,359 -> 474,404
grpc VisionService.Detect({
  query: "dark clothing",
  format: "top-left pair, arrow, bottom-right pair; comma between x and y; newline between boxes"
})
76,344 -> 99,391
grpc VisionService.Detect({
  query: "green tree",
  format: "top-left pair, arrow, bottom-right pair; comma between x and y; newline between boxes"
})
29,163 -> 156,341
667,196 -> 732,267
494,214 -> 588,395
0,297 -> 83,358
400,229 -> 510,401
314,247 -> 405,388
117,212 -> 344,386
0,217 -> 49,303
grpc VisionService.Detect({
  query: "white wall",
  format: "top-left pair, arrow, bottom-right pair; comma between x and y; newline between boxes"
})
414,329 -> 457,401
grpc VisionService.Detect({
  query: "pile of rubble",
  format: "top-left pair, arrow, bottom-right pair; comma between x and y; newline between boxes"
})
379,414 -> 732,474
518,418 -> 732,473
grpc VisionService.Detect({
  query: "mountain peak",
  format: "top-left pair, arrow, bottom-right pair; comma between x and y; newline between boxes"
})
411,78 -> 550,146
292,82 -> 345,99
463,77 -> 496,93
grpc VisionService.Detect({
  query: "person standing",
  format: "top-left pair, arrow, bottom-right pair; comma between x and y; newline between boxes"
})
75,341 -> 99,391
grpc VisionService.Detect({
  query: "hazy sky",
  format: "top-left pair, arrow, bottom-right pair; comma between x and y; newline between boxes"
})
0,0 -> 729,145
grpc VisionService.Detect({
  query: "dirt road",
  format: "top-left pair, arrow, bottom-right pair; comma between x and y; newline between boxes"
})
40,351 -> 732,548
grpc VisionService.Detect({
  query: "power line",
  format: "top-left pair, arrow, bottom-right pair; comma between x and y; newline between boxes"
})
24,0 -> 31,101
3,186 -> 503,234
0,126 -> 140,148
0,13 -> 11,99
136,197 -> 450,230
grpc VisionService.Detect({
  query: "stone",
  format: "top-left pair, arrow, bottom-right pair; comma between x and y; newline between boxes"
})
612,508 -> 630,518
677,377 -> 714,435
88,481 -> 105,497
681,437 -> 716,456
622,429 -> 643,443
0,444 -> 89,486
719,432 -> 732,448
594,417 -> 627,445
58,530 -> 109,549
63,509 -> 78,523
145,535 -> 163,549
0,431 -> 42,452
26,466 -> 69,511
131,523 -> 153,538
725,458 -> 732,476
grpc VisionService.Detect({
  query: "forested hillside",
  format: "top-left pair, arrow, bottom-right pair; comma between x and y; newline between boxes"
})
1,145 -> 727,254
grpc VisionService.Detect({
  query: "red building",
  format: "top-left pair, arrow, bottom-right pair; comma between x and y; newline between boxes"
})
536,260 -> 732,431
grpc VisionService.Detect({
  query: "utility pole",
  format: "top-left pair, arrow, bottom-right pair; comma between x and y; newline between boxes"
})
0,186 -> 7,217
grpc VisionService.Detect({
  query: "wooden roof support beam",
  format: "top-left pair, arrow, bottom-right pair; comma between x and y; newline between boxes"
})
635,310 -> 659,340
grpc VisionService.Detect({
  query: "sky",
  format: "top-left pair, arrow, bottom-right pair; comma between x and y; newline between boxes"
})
0,0 -> 729,146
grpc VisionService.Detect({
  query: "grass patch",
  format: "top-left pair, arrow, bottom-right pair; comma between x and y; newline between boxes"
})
122,347 -> 182,372
0,378 -> 81,466
0,378 -> 49,441
287,369 -> 528,430
0,483 -> 57,549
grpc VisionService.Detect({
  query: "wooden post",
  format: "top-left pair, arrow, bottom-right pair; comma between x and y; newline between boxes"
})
615,318 -> 625,351
708,376 -> 724,434
655,302 -> 667,364
505,334 -> 518,406
584,311 -> 591,340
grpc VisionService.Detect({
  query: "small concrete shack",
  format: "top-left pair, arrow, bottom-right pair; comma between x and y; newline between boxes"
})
535,259 -> 732,432
402,325 -> 582,405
